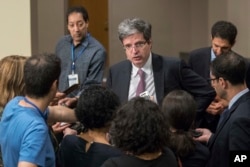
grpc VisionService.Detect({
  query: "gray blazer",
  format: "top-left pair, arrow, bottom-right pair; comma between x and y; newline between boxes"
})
56,34 -> 106,97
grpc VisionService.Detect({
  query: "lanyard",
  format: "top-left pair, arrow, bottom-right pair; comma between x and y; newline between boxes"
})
24,97 -> 47,121
71,33 -> 90,74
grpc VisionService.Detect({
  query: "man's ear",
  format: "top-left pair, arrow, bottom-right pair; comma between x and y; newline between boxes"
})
219,78 -> 228,89
86,21 -> 89,29
51,80 -> 58,91
210,36 -> 213,41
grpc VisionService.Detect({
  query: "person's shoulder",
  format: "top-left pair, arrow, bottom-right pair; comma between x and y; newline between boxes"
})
95,143 -> 124,156
101,155 -> 130,167
153,53 -> 182,68
162,147 -> 177,157
180,142 -> 210,167
62,134 -> 86,144
156,148 -> 178,166
188,47 -> 211,63
233,91 -> 250,108
152,53 -> 179,61
109,60 -> 131,70
3,96 -> 24,113
189,47 -> 211,55
231,93 -> 250,118
56,35 -> 72,47
57,35 -> 71,43
88,35 -> 106,50
60,135 -> 87,149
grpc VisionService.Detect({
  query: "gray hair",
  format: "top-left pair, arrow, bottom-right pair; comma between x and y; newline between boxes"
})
118,18 -> 152,42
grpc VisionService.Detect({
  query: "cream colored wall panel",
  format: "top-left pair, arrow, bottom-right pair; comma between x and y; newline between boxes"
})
0,1 -> 31,58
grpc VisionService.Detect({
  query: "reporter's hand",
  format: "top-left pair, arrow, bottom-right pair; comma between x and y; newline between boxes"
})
63,127 -> 77,137
58,97 -> 78,108
193,128 -> 212,144
50,92 -> 66,106
206,96 -> 228,115
51,122 -> 71,134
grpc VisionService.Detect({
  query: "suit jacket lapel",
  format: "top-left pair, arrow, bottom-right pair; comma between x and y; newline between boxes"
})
152,53 -> 164,105
203,47 -> 212,80
208,94 -> 245,148
208,106 -> 235,148
120,61 -> 132,103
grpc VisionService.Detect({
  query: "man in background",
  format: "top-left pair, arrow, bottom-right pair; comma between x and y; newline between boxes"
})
195,51 -> 250,167
55,6 -> 106,107
188,20 -> 237,132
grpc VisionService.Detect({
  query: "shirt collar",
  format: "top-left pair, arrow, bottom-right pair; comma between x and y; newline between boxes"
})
228,88 -> 249,109
211,48 -> 216,62
66,33 -> 90,48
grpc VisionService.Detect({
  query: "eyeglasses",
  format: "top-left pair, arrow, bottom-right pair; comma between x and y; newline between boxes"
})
207,77 -> 218,82
123,41 -> 147,51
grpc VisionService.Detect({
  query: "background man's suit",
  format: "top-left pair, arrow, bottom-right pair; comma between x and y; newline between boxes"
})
207,91 -> 250,167
188,47 -> 250,131
107,53 -> 216,127
188,47 -> 220,132
188,47 -> 211,80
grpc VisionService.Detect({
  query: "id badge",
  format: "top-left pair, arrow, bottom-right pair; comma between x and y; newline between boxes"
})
68,74 -> 79,87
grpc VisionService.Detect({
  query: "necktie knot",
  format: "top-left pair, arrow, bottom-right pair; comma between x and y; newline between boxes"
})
138,68 -> 144,78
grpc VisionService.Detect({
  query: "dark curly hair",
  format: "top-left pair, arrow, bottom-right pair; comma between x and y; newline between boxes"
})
75,85 -> 120,131
109,97 -> 170,155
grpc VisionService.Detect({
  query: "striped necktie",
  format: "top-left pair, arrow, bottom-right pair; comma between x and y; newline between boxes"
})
136,68 -> 145,96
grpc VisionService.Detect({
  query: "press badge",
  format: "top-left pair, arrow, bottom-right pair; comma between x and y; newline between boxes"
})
68,74 -> 79,87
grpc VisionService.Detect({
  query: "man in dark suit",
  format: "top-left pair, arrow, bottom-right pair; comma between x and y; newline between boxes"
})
107,18 -> 215,127
188,21 -> 237,132
194,51 -> 250,167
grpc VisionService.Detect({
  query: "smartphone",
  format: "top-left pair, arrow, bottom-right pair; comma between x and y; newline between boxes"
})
63,84 -> 80,95
192,130 -> 203,138
60,122 -> 68,127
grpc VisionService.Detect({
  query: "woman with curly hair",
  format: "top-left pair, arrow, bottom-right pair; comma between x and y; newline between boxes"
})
57,85 -> 123,167
102,97 -> 178,167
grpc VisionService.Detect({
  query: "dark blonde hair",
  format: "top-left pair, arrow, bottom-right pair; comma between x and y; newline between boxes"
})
0,55 -> 27,107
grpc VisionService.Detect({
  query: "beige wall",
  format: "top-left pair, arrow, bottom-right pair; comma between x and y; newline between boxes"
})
0,1 -> 32,57
108,0 -> 208,65
0,0 -> 66,59
0,0 -> 249,62
35,0 -> 66,54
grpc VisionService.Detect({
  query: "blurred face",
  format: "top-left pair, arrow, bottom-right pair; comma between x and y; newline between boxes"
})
67,12 -> 88,45
211,37 -> 233,56
122,33 -> 152,68
210,74 -> 227,100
